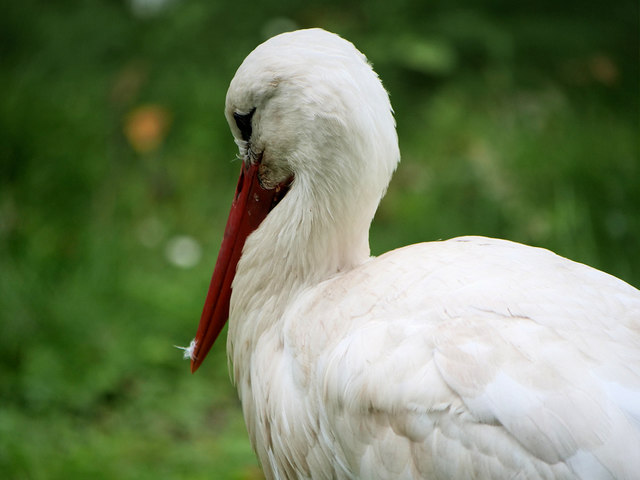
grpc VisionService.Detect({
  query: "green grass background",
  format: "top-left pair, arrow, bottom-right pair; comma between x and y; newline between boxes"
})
1,0 -> 638,478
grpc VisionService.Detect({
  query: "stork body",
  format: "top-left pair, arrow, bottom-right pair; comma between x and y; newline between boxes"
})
189,29 -> 640,479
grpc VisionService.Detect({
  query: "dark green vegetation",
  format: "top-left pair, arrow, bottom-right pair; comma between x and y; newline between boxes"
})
1,1 -> 638,478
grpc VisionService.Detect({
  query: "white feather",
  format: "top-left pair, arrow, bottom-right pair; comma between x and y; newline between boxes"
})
176,339 -> 197,360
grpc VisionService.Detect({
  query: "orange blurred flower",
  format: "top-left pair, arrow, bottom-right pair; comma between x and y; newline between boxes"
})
124,104 -> 172,154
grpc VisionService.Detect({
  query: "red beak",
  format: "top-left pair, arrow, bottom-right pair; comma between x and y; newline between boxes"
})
190,161 -> 290,373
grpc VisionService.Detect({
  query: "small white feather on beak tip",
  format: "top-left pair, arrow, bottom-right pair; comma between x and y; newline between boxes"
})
175,339 -> 197,360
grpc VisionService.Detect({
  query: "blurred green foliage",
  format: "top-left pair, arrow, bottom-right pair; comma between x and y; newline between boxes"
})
0,0 -> 638,478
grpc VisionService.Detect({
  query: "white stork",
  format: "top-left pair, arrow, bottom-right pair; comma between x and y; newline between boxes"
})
186,28 -> 640,479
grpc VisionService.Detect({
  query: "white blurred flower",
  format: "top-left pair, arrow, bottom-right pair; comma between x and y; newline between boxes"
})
128,0 -> 177,18
165,235 -> 202,269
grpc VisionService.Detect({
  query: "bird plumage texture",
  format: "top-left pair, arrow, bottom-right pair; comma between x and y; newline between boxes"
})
212,29 -> 640,479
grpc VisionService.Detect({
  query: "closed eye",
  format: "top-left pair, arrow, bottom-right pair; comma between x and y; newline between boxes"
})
233,108 -> 256,141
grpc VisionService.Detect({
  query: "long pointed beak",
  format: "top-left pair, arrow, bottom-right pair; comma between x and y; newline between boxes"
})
190,161 -> 290,373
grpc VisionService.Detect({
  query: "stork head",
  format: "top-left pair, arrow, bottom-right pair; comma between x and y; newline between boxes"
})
189,29 -> 399,372
225,28 -> 398,195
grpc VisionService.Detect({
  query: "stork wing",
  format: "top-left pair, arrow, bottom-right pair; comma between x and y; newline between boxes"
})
285,237 -> 640,479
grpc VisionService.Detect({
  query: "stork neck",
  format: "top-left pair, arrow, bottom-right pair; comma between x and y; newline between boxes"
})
226,179 -> 376,372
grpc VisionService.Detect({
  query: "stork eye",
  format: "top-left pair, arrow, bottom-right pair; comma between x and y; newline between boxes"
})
233,108 -> 256,141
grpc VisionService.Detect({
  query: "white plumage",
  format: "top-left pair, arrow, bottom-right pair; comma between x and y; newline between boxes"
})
189,29 -> 640,479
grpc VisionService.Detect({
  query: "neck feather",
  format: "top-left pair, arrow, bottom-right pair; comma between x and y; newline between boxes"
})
226,170 -> 378,380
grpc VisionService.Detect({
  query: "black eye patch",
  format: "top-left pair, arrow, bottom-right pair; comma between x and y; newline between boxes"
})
233,108 -> 256,141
